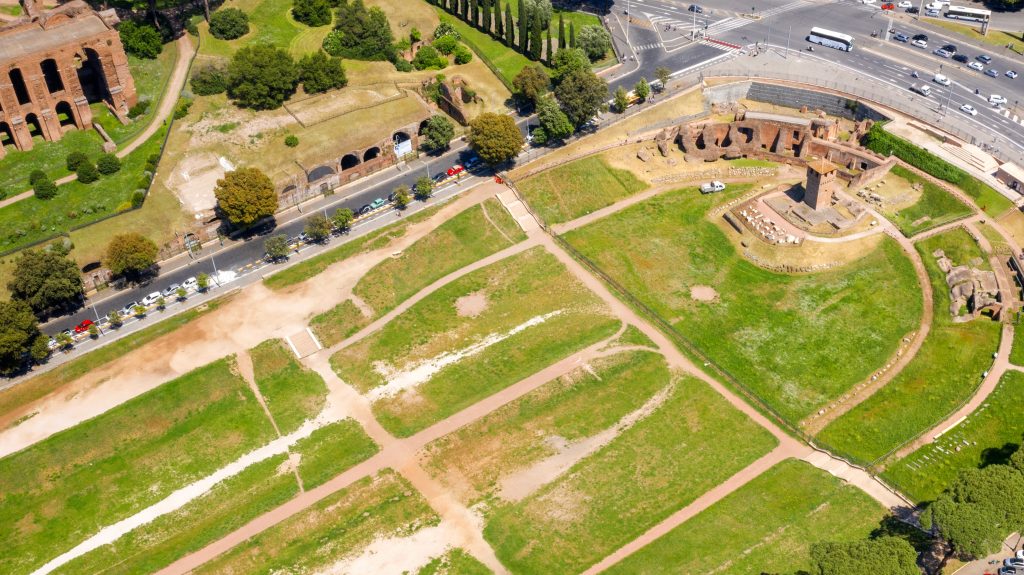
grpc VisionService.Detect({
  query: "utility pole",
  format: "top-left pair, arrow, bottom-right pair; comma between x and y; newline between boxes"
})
885,12 -> 893,41
786,24 -> 791,58
625,0 -> 630,45
92,304 -> 103,335
916,0 -> 924,20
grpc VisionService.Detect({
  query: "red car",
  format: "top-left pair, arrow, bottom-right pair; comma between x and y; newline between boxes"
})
73,319 -> 94,334
446,164 -> 464,177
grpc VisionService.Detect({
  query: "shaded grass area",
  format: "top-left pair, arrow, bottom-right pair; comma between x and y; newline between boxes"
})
0,294 -> 231,427
311,299 -> 371,347
332,247 -> 620,437
417,549 -> 493,575
817,228 -> 1001,465
353,198 -> 526,316
292,419 -> 379,489
483,376 -> 778,575
59,454 -> 299,575
193,470 -> 437,573
603,459 -> 886,575
883,370 -> 1024,502
421,350 -> 672,504
250,339 -> 328,434
0,357 -> 276,574
518,155 -> 649,224
563,184 -> 922,422
884,165 -> 973,236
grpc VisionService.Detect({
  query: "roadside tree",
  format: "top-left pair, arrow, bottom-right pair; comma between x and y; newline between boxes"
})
176,286 -> 188,300
512,64 -> 550,104
105,233 -> 158,279
332,208 -> 354,232
414,176 -> 433,200
393,185 -> 411,209
613,86 -> 629,113
265,234 -> 290,261
536,95 -> 573,141
214,167 -> 278,228
655,66 -> 671,89
422,115 -> 455,151
107,310 -> 123,327
634,78 -> 651,102
468,112 -> 524,165
304,213 -> 332,242
0,300 -> 43,375
8,249 -> 84,317
555,68 -> 608,126
227,45 -> 299,110
197,272 -> 211,291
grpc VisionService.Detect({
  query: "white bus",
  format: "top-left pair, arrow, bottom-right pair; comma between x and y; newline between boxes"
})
807,27 -> 854,51
945,5 -> 991,22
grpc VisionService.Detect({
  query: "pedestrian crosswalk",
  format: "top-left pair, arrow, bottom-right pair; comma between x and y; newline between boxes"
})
635,42 -> 665,51
642,0 -> 810,38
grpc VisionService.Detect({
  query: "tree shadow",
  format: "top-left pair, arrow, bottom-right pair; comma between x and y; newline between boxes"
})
980,440 -> 1021,468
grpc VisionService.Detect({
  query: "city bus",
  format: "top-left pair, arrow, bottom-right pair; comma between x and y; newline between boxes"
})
807,27 -> 855,51
945,5 -> 991,22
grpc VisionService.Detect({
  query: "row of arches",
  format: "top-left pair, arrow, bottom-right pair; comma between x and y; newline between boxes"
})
3,48 -> 109,112
0,101 -> 78,151
305,131 -> 414,184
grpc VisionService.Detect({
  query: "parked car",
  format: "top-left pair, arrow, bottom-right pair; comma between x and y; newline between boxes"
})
959,103 -> 977,116
912,33 -> 928,41
968,61 -> 984,71
933,48 -> 951,58
897,0 -> 912,6
986,68 -> 999,77
369,198 -> 387,209
162,283 -> 181,297
906,6 -> 919,12
688,3 -> 703,12
47,337 -> 59,350
182,277 -> 198,291
700,181 -> 726,193
912,38 -> 928,48
952,53 -> 968,63
990,94 -> 1008,105
73,319 -> 94,334
464,155 -> 482,169
358,204 -> 372,215
933,73 -> 951,85
925,8 -> 939,15
432,172 -> 448,184
1005,558 -> 1024,568
1007,70 -> 1019,79
893,32 -> 909,42
977,54 -> 992,63
141,292 -> 162,307
446,164 -> 465,177
119,301 -> 141,316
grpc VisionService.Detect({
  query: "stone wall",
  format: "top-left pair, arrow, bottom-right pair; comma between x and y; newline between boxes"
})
704,81 -> 890,123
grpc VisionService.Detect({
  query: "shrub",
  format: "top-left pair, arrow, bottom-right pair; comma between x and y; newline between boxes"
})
321,29 -> 345,56
454,44 -> 473,65
128,99 -> 151,118
209,7 -> 249,40
461,86 -> 476,103
292,0 -> 332,27
190,64 -> 229,95
410,27 -> 421,42
29,170 -> 47,186
173,98 -> 193,119
394,58 -> 413,72
33,180 -> 58,200
284,134 -> 299,147
433,22 -> 461,40
96,153 -> 121,175
433,34 -> 458,55
412,45 -> 446,70
76,161 -> 100,184
66,151 -> 89,172
298,51 -> 347,94
131,190 -> 146,208
119,21 -> 163,59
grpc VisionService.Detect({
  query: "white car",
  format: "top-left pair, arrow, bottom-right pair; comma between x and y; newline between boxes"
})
912,39 -> 928,48
1007,70 -> 1019,79
968,61 -> 984,71
182,276 -> 198,291
700,181 -> 726,193
933,73 -> 951,86
933,48 -> 951,58
141,291 -> 162,307
990,94 -> 1007,105
959,104 -> 977,116
897,0 -> 912,6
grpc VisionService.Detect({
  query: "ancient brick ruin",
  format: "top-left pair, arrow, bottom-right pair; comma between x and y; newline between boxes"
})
0,0 -> 137,158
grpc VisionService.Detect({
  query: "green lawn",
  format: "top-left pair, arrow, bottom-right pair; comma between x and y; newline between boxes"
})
198,0 -> 309,59
422,350 -> 672,504
1011,323 -> 1024,366
883,370 -> 1024,502
603,459 -> 887,575
417,549 -> 493,575
353,198 -> 526,316
0,125 -> 167,255
817,229 -> 1001,465
518,155 -> 649,224
311,299 -> 371,347
930,20 -> 1024,53
250,339 -> 328,434
483,376 -> 778,575
331,246 -> 621,437
435,8 -> 539,87
884,165 -> 973,237
0,357 -> 277,574
193,469 -> 438,573
563,184 -> 923,422
292,419 -> 380,489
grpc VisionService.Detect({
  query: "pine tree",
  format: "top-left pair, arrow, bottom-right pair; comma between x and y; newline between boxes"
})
504,2 -> 514,46
517,0 -> 527,53
481,0 -> 489,30
558,13 -> 565,50
529,9 -> 542,59
545,29 -> 553,63
569,21 -> 576,48
495,0 -> 504,38
469,0 -> 476,24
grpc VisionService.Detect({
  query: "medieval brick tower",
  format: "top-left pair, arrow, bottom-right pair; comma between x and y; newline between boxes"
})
0,0 -> 137,159
804,158 -> 838,211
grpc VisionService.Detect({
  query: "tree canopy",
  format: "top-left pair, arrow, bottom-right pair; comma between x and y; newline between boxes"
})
227,44 -> 299,110
209,7 -> 250,40
105,233 -> 159,278
298,51 -> 347,93
513,64 -> 550,104
421,115 -> 455,151
554,68 -> 607,127
468,112 -> 524,165
810,537 -> 920,575
550,47 -> 590,83
292,0 -> 332,27
214,167 -> 279,228
8,250 -> 84,318
0,300 -> 43,375
924,463 -> 1024,559
325,0 -> 395,61
536,95 -> 573,141
576,24 -> 611,61
118,21 -> 163,59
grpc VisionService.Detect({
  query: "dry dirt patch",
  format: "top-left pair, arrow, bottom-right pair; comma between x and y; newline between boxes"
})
455,292 -> 488,317
690,285 -> 719,302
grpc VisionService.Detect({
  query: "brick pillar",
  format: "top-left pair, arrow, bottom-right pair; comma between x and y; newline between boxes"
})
9,116 -> 34,151
57,54 -> 91,129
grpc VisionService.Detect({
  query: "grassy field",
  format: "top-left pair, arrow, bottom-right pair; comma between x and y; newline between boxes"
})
193,470 -> 438,573
0,357 -> 277,574
291,419 -> 379,488
518,155 -> 649,224
817,229 -> 1001,465
435,8 -> 539,87
353,198 -> 526,315
930,20 -> 1024,53
883,165 -> 973,236
563,185 -> 923,422
0,294 -> 232,427
1012,324 -> 1024,366
311,299 -> 372,347
979,222 -> 1013,255
483,376 -> 778,575
603,459 -> 886,575
421,350 -> 672,504
250,339 -> 328,433
417,549 -> 493,575
332,246 -> 621,437
883,370 -> 1024,502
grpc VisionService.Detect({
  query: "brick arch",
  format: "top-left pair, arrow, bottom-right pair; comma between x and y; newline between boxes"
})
0,122 -> 15,149
392,130 -> 411,144
24,113 -> 45,138
363,146 -> 381,162
55,101 -> 77,128
307,164 -> 336,183
340,153 -> 360,170
9,68 -> 32,105
40,58 -> 64,93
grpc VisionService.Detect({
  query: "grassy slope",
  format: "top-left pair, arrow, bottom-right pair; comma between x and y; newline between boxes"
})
311,299 -> 371,347
417,549 -> 493,575
883,370 -> 1024,502
0,358 -> 276,574
483,376 -> 778,575
250,339 -> 328,433
817,228 -> 1001,464
435,8 -> 538,86
563,185 -> 922,422
518,155 -> 649,224
332,247 -> 620,437
885,165 -> 973,236
1011,322 -> 1024,366
603,459 -> 886,575
292,419 -> 380,489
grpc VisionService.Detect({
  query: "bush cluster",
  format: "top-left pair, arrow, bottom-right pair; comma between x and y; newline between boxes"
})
128,99 -> 151,118
209,8 -> 250,40
190,64 -> 229,95
97,153 -> 122,175
292,0 -> 332,27
119,21 -> 163,59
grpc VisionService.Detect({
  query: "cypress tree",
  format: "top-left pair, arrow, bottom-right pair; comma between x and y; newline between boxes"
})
569,21 -> 576,48
517,0 -> 527,53
504,3 -> 514,46
469,0 -> 476,24
529,9 -> 542,60
495,0 -> 504,38
545,30 -> 553,63
480,0 -> 489,30
558,13 -> 565,50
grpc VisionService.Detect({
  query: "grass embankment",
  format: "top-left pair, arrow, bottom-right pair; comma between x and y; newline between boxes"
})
0,295 -> 231,427
518,155 -> 649,224
883,370 -> 1024,502
0,358 -> 277,574
603,459 -> 886,575
930,20 -> 1024,54
422,350 -> 672,503
250,338 -> 328,433
564,184 -> 922,422
416,550 -> 493,575
1012,324 -> 1024,366
291,419 -> 379,488
884,165 -> 973,236
862,123 -> 1012,218
483,376 -> 778,574
435,8 -> 540,88
331,246 -> 621,437
193,470 -> 437,573
817,228 -> 1001,465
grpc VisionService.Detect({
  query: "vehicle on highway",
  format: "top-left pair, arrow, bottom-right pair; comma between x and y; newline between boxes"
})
182,277 -> 198,291
893,32 -> 909,42
1007,70 -> 1018,79
688,4 -> 703,12
141,292 -> 162,307
942,44 -> 957,54
912,33 -> 928,41
432,172 -> 448,184
897,0 -> 912,6
933,48 -> 951,58
933,73 -> 951,85
968,61 -> 984,71
910,83 -> 932,96
990,94 -> 1007,105
952,53 -> 968,63
925,8 -> 939,16
162,283 -> 181,297
977,54 -> 991,63
945,5 -> 991,22
807,27 -> 854,51
464,154 -> 482,169
925,1 -> 942,8
119,301 -> 141,316
906,5 -> 918,12
911,38 -> 927,48
369,198 -> 387,210
985,68 -> 998,77
959,103 -> 978,116
700,181 -> 726,194
74,320 -> 94,334
446,164 -> 465,177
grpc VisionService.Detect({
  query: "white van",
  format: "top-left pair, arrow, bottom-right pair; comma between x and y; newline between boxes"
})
933,73 -> 951,85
